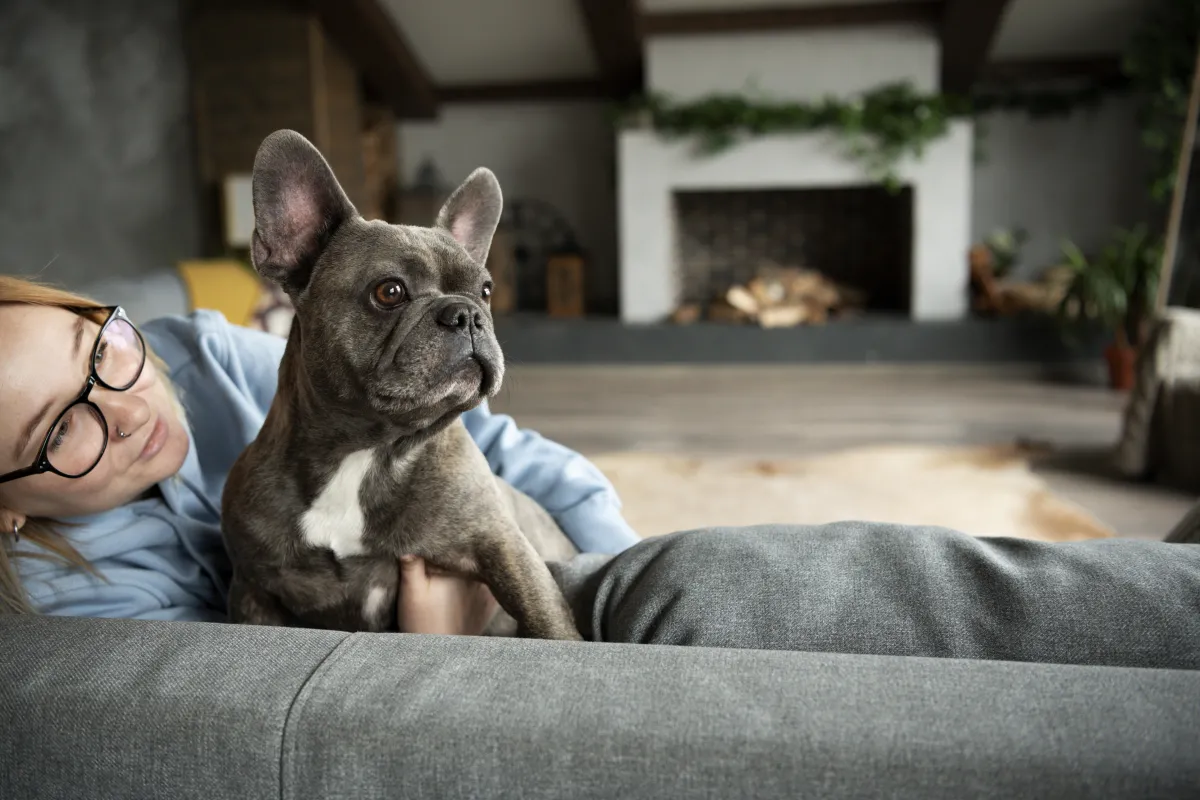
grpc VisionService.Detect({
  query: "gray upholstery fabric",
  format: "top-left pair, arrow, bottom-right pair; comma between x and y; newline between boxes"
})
4,523 -> 1200,798
0,616 -> 347,800
284,633 -> 1200,800
552,523 -> 1200,669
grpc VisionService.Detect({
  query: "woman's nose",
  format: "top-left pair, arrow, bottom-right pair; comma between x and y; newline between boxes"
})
94,387 -> 152,441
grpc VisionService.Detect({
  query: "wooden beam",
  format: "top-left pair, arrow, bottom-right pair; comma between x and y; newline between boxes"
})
641,2 -> 943,36
578,0 -> 643,97
300,0 -> 437,119
940,0 -> 1013,95
981,56 -> 1125,85
440,79 -> 611,104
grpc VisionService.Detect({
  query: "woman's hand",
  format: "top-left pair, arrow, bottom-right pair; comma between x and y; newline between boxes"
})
398,556 -> 500,635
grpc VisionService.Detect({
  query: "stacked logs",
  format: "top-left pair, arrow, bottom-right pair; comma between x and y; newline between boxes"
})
672,265 -> 865,327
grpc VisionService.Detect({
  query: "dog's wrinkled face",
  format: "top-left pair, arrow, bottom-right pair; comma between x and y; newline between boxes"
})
248,130 -> 505,429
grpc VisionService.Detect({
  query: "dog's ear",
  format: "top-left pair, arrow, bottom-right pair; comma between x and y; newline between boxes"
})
435,168 -> 503,264
250,129 -> 357,292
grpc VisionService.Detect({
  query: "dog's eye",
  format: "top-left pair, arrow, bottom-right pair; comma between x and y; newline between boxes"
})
373,280 -> 406,309
481,283 -> 493,301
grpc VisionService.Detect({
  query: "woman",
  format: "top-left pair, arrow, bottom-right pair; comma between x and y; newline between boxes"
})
2,275 -> 1198,671
0,275 -> 637,629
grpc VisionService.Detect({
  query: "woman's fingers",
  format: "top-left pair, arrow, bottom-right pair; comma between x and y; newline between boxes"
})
398,555 -> 499,635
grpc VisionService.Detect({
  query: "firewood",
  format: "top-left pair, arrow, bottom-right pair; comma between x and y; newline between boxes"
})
670,304 -> 701,325
758,305 -> 809,328
725,285 -> 760,315
707,298 -> 751,323
747,276 -> 786,308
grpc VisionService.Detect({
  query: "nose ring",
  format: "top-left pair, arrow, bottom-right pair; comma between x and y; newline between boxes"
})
11,521 -> 18,542
117,427 -> 131,439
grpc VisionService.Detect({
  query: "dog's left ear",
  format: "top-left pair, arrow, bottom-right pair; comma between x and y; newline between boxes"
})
250,129 -> 357,293
435,168 -> 503,265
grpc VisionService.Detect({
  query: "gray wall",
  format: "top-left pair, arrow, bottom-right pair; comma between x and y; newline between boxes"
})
971,95 -> 1152,279
0,0 -> 201,289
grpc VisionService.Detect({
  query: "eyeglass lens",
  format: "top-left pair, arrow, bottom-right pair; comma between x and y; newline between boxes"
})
46,317 -> 145,477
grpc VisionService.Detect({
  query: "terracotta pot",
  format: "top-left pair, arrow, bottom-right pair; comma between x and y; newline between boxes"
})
1103,342 -> 1137,391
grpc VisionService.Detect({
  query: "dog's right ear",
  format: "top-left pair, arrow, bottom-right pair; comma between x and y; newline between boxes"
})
250,130 -> 357,293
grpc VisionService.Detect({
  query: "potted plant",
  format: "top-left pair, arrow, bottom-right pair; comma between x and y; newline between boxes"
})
1056,225 -> 1163,390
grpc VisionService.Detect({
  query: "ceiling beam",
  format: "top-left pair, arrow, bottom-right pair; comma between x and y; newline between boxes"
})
940,0 -> 1013,95
439,79 -> 611,104
980,56 -> 1125,85
640,2 -> 943,37
301,0 -> 438,118
577,0 -> 643,97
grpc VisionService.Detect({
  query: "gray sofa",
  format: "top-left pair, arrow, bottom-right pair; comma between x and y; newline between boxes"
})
4,521 -> 1200,800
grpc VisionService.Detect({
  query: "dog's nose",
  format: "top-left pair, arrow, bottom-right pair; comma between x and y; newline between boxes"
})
436,301 -> 484,333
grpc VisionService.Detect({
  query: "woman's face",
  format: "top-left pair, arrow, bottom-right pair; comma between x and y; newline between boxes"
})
0,304 -> 189,521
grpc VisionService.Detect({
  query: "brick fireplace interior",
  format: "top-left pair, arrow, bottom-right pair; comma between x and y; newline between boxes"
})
673,186 -> 914,313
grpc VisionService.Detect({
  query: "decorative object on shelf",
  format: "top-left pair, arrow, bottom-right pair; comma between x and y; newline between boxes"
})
1056,226 -> 1163,390
546,247 -> 586,318
486,227 -> 518,314
502,198 -> 582,313
397,157 -> 449,226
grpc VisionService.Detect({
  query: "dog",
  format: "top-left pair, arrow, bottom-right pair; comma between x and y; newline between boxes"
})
220,129 -> 582,640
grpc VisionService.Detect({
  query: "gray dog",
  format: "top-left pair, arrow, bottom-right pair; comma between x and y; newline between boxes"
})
221,129 -> 582,640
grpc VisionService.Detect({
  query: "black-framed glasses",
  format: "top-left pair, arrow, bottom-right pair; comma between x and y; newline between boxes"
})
0,306 -> 146,485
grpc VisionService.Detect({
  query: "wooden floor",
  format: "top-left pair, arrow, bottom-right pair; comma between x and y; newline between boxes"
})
491,365 -> 1197,541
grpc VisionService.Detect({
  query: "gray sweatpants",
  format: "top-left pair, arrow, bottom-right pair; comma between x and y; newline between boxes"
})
550,521 -> 1200,669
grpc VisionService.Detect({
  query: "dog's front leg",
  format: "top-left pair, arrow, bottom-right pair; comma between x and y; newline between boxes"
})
228,570 -> 294,626
474,530 -> 582,641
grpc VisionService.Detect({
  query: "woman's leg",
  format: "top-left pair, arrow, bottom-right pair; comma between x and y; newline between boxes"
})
551,522 -> 1200,669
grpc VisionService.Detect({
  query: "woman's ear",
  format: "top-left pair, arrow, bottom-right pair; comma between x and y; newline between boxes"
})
0,509 -> 26,540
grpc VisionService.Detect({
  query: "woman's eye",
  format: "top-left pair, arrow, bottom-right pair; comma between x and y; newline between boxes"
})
94,339 -> 108,365
373,280 -> 407,309
49,419 -> 70,452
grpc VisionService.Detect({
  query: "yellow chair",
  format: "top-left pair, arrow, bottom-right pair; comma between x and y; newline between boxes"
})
176,260 -> 264,328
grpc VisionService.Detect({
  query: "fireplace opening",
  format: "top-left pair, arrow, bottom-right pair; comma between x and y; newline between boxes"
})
673,185 -> 914,315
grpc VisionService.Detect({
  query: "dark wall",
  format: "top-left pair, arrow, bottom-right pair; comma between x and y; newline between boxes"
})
0,0 -> 201,288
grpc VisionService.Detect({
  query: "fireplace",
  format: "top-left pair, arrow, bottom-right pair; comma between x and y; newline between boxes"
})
617,126 -> 974,324
674,185 -> 913,313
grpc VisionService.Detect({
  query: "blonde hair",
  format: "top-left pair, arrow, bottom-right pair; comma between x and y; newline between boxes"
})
0,275 -> 181,614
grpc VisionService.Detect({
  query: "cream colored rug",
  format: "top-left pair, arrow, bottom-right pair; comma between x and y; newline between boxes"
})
592,444 -> 1114,543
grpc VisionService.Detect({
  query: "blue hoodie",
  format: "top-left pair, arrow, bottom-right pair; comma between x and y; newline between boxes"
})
16,310 -> 639,621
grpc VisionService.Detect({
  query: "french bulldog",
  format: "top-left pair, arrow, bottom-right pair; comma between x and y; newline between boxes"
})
220,129 -> 582,640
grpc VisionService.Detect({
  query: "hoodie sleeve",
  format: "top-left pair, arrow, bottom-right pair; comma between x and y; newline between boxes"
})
461,402 -> 640,555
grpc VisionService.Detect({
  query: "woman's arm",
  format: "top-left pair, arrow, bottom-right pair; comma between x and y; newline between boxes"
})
462,402 -> 639,554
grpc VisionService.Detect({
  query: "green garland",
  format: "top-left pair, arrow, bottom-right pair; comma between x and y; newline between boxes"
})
617,77 -> 1129,190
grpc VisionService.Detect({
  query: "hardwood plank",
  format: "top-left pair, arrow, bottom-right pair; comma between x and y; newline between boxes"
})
940,0 -> 1013,94
439,78 -> 610,104
641,2 -> 942,36
578,0 -> 643,96
300,0 -> 437,118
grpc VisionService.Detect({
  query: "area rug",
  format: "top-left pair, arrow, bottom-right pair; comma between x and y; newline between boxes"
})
591,444 -> 1114,542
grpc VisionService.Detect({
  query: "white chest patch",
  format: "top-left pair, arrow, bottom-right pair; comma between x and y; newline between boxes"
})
299,449 -> 374,559
363,584 -> 390,624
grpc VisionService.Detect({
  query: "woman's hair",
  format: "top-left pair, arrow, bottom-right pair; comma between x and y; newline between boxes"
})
0,275 -> 180,614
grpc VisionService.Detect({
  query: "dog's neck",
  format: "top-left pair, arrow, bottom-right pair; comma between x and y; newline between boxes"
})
269,324 -> 471,486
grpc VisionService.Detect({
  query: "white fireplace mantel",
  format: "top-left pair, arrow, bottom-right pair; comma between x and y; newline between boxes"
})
617,124 -> 975,324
